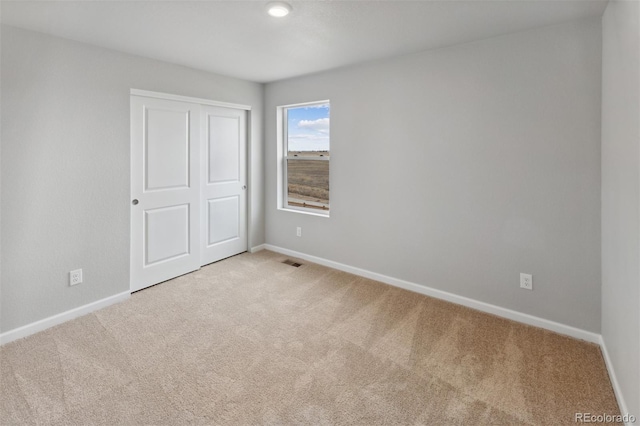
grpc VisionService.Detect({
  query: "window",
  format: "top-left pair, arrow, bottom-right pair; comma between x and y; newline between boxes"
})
279,101 -> 330,215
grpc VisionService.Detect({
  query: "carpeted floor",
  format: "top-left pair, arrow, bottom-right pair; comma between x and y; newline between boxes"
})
0,250 -> 620,425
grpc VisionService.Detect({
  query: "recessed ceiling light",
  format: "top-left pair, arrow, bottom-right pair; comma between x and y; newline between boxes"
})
266,1 -> 292,18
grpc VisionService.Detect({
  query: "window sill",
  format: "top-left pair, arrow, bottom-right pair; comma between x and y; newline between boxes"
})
278,207 -> 330,218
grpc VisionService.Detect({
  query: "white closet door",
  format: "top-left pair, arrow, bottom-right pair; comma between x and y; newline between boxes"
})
200,105 -> 247,265
130,96 -> 201,292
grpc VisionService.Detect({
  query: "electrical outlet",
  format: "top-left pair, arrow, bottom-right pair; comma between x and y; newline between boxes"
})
296,227 -> 302,237
520,273 -> 532,290
70,269 -> 83,286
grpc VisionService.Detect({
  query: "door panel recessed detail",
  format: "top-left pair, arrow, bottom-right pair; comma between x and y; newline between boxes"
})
144,204 -> 190,265
145,107 -> 190,191
208,196 -> 239,246
208,115 -> 239,184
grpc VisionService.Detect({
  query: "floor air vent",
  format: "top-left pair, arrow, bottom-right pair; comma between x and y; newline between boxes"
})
283,259 -> 302,267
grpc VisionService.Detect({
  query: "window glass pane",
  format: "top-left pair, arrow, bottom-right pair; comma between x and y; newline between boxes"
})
287,159 -> 329,211
287,103 -> 330,157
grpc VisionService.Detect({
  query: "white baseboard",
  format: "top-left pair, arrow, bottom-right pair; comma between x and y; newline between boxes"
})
0,291 -> 131,346
250,244 -> 266,253
599,336 -> 633,425
262,244 -> 601,344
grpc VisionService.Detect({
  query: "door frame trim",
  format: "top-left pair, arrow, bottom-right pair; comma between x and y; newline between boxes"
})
130,89 -> 252,111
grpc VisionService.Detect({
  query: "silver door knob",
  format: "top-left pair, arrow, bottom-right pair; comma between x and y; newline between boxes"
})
132,199 -> 139,205
242,185 -> 247,190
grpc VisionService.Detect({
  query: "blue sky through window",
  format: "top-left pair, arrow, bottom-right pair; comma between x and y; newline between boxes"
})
287,103 -> 330,152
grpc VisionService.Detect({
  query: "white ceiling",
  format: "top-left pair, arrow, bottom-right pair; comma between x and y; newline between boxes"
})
0,0 -> 608,83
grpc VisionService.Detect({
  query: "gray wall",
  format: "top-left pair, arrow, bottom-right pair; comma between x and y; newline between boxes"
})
0,25 -> 264,333
265,18 -> 602,332
601,0 -> 640,417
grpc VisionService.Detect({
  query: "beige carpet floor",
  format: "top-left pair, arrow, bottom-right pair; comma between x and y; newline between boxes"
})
1,250 -> 620,425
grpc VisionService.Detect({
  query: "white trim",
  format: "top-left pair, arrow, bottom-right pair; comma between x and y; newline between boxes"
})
130,89 -> 251,111
246,110 -> 254,261
262,244 -> 601,344
250,244 -> 266,253
279,99 -> 330,109
277,207 -> 330,218
599,336 -> 633,425
0,291 -> 130,346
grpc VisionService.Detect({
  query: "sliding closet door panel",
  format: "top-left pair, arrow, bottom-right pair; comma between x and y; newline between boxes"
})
201,106 -> 247,265
131,96 -> 201,292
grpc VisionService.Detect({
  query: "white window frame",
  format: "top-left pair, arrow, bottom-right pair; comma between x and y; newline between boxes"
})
277,100 -> 330,217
